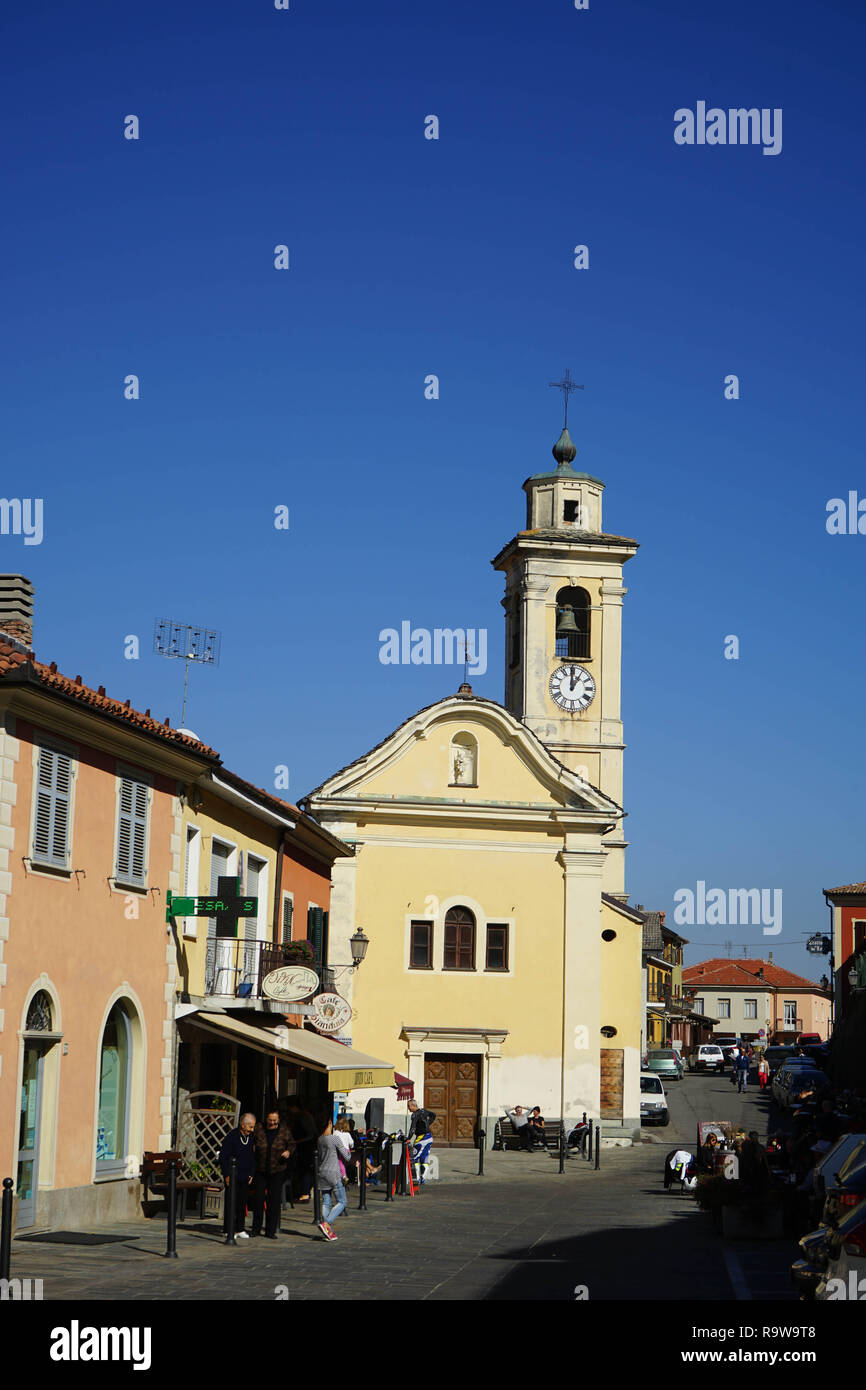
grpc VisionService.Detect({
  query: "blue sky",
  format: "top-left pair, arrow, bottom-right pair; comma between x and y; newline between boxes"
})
3,0 -> 864,980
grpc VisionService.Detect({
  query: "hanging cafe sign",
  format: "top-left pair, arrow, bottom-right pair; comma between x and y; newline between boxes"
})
310,992 -> 352,1036
261,965 -> 320,1003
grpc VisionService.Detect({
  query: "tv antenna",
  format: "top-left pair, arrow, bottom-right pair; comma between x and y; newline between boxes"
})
154,619 -> 221,727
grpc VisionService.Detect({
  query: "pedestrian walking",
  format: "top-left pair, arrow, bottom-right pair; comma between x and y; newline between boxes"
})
317,1119 -> 348,1240
286,1096 -> 317,1204
736,1050 -> 750,1093
251,1110 -> 293,1238
757,1055 -> 769,1091
219,1112 -> 256,1237
334,1118 -> 355,1184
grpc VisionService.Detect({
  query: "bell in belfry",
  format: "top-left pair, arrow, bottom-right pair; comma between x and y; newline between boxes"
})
556,605 -> 578,637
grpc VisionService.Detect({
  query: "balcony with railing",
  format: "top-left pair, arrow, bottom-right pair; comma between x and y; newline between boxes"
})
204,937 -> 298,1010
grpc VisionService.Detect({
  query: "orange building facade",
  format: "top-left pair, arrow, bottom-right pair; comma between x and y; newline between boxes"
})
0,634 -> 216,1230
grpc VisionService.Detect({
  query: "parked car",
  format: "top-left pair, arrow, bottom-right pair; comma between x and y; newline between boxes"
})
791,1225 -> 833,1300
812,1135 -> 866,1219
762,1044 -> 795,1079
714,1034 -> 739,1064
775,1068 -> 828,1110
771,1059 -> 819,1104
816,1203 -> 866,1300
687,1044 -> 724,1074
640,1073 -> 669,1126
647,1049 -> 684,1082
797,1032 -> 823,1047
823,1148 -> 866,1227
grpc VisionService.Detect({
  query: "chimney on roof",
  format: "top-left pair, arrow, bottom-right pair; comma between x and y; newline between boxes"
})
0,575 -> 34,651
768,951 -> 773,963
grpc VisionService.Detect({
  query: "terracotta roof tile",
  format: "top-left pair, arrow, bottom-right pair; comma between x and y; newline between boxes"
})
0,640 -> 219,758
682,958 -> 827,990
824,881 -> 866,896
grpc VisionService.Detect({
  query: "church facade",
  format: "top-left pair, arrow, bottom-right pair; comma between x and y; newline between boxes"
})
304,421 -> 643,1142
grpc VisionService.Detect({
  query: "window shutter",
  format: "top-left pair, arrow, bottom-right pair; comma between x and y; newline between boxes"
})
116,776 -> 149,886
33,747 -> 72,867
308,906 -> 324,967
208,842 -> 231,940
282,896 -> 293,944
245,858 -> 261,945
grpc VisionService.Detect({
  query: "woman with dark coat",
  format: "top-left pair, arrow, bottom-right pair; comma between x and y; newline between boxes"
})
219,1113 -> 257,1236
251,1111 -> 294,1238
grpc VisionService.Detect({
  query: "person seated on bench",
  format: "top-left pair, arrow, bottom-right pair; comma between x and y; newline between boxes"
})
568,1117 -> 590,1153
527,1107 -> 549,1149
506,1106 -> 534,1151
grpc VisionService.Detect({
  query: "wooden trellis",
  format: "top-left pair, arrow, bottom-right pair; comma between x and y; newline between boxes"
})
177,1091 -> 241,1182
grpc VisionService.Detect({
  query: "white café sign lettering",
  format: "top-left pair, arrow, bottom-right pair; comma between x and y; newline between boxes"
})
311,992 -> 353,1035
261,966 -> 319,1002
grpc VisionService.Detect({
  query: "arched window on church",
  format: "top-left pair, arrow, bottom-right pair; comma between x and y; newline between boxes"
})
450,732 -> 478,787
444,906 -> 476,971
555,586 -> 590,660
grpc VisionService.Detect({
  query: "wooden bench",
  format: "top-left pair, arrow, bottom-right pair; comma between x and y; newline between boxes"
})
493,1116 -> 566,1152
141,1151 -> 222,1221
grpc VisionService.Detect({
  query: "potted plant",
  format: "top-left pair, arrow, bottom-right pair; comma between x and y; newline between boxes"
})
281,939 -> 316,967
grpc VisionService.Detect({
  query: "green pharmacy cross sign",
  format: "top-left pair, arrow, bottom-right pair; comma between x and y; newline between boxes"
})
166,876 -> 258,938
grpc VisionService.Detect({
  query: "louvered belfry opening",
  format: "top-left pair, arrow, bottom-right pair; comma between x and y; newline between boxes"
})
0,573 -> 34,649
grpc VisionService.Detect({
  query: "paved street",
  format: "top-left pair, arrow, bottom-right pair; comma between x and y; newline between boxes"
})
9,1073 -> 797,1301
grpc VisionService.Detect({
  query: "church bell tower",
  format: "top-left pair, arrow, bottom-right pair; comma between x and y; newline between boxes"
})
491,382 -> 639,893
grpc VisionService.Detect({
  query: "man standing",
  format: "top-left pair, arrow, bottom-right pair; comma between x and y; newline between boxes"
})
407,1099 -> 436,1141
736,1050 -> 750,1093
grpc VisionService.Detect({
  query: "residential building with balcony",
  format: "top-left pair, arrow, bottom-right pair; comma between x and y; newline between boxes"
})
682,957 -> 832,1045
172,770 -> 379,1123
636,906 -> 709,1051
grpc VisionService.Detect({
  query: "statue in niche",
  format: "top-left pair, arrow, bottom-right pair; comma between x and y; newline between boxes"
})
452,741 -> 476,785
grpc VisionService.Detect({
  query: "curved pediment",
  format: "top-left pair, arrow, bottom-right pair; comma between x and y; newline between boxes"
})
304,693 -> 620,817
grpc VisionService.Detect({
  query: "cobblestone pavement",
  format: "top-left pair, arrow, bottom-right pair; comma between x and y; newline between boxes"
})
8,1078 -> 797,1301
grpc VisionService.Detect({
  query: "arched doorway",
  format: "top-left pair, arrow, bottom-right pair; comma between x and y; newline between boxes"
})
16,990 -> 61,1229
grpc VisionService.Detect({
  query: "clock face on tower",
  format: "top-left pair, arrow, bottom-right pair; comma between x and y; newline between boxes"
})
549,664 -> 596,713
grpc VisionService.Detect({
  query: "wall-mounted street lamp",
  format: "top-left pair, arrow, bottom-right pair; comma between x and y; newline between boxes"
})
848,965 -> 858,989
328,928 -> 370,978
350,928 -> 369,967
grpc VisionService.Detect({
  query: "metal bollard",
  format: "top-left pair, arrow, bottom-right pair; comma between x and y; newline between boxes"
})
477,1129 -> 485,1177
595,1124 -> 601,1170
224,1158 -> 237,1246
312,1151 -> 322,1225
384,1138 -> 393,1202
0,1177 -> 13,1280
559,1130 -> 565,1173
358,1140 -> 367,1211
165,1159 -> 179,1259
586,1119 -> 593,1161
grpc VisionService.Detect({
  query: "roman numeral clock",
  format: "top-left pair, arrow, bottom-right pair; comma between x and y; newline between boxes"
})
549,663 -> 596,714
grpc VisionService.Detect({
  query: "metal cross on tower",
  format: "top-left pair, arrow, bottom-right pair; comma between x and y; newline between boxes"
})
549,368 -> 584,428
